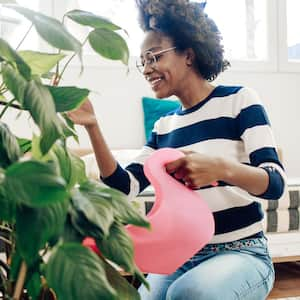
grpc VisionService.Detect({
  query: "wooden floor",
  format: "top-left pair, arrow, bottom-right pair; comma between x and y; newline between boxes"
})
268,262 -> 300,299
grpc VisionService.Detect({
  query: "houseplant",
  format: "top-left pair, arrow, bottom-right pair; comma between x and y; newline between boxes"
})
0,2 -> 149,299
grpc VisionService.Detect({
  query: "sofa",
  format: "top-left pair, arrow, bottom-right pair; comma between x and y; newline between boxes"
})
80,148 -> 300,264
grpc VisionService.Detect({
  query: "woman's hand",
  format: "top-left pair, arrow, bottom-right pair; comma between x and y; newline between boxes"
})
67,98 -> 98,128
165,151 -> 221,189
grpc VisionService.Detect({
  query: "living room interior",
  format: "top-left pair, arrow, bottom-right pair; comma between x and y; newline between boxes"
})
1,0 -> 300,299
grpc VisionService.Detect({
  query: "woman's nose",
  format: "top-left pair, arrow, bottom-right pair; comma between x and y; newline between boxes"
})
143,62 -> 154,76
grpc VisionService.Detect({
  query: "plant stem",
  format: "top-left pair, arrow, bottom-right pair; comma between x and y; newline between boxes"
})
13,261 -> 27,300
56,36 -> 88,85
0,98 -> 17,119
16,24 -> 34,50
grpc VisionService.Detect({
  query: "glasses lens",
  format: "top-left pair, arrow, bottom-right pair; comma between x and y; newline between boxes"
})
136,51 -> 157,73
136,60 -> 144,73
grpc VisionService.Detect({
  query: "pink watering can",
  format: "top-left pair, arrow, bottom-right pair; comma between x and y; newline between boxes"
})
125,147 -> 215,274
83,148 -> 215,275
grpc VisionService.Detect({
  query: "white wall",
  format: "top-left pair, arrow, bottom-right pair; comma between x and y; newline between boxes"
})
4,63 -> 300,179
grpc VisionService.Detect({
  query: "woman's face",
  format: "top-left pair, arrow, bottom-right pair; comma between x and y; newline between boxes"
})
139,31 -> 191,99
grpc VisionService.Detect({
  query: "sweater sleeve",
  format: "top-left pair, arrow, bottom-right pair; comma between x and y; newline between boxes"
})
237,88 -> 287,200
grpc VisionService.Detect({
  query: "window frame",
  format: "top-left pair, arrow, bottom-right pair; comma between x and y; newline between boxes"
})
277,0 -> 300,72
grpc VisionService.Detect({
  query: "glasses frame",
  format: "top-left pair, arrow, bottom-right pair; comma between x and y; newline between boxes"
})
136,46 -> 177,73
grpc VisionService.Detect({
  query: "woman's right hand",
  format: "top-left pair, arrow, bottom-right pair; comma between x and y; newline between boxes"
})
67,98 -> 98,128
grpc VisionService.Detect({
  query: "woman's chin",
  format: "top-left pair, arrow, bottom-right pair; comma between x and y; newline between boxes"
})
154,89 -> 171,99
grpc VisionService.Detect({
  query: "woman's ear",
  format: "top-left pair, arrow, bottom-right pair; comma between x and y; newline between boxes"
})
185,48 -> 195,67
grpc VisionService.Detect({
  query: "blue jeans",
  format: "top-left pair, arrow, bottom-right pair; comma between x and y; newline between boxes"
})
138,236 -> 274,300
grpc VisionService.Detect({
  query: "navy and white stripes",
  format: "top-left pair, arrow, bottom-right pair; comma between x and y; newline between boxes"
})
102,86 -> 286,243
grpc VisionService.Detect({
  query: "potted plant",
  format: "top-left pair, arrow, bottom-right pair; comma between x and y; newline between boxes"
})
0,2 -> 149,299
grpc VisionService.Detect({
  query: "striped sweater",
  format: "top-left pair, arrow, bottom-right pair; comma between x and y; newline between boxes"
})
103,85 -> 286,243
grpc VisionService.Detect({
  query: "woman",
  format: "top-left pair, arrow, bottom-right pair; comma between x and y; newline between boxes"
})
68,1 -> 286,299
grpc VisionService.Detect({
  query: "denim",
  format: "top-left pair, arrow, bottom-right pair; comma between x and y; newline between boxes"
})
138,236 -> 275,300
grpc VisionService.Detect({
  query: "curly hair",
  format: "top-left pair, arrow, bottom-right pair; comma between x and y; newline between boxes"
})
135,0 -> 230,81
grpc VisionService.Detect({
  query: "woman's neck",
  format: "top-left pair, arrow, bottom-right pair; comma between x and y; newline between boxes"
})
177,75 -> 215,109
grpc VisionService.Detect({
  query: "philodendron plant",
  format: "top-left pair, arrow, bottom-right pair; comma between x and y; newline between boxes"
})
0,2 -> 150,300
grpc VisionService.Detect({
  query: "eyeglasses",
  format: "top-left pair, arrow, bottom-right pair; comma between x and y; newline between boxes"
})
136,47 -> 176,73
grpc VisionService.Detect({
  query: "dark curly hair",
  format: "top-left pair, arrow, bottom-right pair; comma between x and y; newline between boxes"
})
135,0 -> 230,81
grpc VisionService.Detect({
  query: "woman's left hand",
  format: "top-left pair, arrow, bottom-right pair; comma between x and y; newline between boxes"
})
165,151 -> 222,189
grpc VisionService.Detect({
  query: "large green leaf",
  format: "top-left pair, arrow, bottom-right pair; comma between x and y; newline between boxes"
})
2,63 -> 28,104
45,243 -> 117,300
47,85 -> 90,112
66,9 -> 121,30
18,50 -> 65,76
25,271 -> 42,300
62,214 -> 84,243
103,259 -> 141,300
0,38 -> 31,79
51,144 -> 87,188
0,122 -> 21,168
23,80 -> 64,154
16,200 -> 69,265
96,221 -> 134,273
81,181 -> 150,229
0,182 -> 15,221
5,160 -> 68,206
68,204 -> 104,239
71,187 -> 114,237
6,5 -> 82,53
88,28 -> 129,65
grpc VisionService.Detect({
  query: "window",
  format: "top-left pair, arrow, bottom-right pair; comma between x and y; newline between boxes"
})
0,0 -> 43,50
2,0 -> 299,73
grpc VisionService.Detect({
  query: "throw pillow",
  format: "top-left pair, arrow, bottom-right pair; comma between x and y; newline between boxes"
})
142,97 -> 180,140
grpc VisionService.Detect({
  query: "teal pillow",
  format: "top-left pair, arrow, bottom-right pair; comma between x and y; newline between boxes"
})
142,97 -> 180,140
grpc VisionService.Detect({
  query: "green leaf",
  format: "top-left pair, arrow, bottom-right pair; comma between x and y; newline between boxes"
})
25,271 -> 42,300
6,5 -> 82,53
51,144 -> 87,188
68,204 -> 104,239
0,183 -> 15,221
81,182 -> 150,229
62,214 -> 84,243
0,122 -> 21,168
66,9 -> 121,30
16,200 -> 69,265
62,113 -> 79,143
2,63 -> 28,104
45,243 -> 117,300
96,221 -> 134,273
24,80 -> 64,154
18,50 -> 65,76
71,187 -> 114,237
47,85 -> 90,112
103,259 -> 141,300
88,28 -> 129,65
5,160 -> 68,206
9,250 -> 22,281
17,137 -> 32,154
0,38 -> 31,79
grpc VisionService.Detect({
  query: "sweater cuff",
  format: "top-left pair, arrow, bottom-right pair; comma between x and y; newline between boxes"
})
257,166 -> 285,200
101,163 -> 130,195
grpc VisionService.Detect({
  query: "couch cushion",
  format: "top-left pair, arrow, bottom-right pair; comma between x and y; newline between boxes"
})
142,97 -> 180,140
